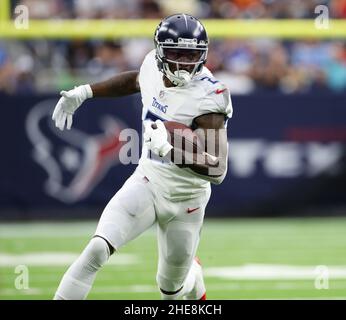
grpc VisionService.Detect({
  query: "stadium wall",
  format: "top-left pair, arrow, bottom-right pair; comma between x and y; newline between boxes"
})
0,93 -> 345,219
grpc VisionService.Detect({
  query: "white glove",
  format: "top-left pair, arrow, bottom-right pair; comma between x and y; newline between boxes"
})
52,84 -> 93,131
144,120 -> 173,157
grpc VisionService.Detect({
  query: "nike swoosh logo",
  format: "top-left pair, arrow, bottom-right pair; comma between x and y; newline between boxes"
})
215,88 -> 226,94
187,207 -> 200,214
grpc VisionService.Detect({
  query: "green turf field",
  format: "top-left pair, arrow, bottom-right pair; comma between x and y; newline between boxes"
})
1,218 -> 346,300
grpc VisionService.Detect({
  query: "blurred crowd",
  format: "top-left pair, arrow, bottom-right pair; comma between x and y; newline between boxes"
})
0,0 -> 345,94
9,0 -> 346,19
1,38 -> 345,95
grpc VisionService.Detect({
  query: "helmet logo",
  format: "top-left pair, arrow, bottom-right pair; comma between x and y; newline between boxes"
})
177,37 -> 198,48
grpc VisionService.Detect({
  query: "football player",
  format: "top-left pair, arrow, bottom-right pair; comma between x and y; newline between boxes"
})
52,13 -> 232,300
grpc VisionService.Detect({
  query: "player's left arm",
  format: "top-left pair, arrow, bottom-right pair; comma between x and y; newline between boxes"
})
181,112 -> 229,185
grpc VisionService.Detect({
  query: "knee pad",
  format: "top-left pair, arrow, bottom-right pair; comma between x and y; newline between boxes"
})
93,235 -> 115,255
86,236 -> 110,268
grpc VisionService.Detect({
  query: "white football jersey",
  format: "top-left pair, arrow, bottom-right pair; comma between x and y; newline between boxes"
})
137,49 -> 233,201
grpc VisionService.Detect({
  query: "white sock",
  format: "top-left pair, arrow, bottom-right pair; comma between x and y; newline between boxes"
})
53,237 -> 110,300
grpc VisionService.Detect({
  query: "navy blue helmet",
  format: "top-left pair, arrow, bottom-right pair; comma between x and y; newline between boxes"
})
154,14 -> 209,86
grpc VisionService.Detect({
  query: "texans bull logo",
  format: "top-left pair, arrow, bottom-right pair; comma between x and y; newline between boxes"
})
26,99 -> 126,203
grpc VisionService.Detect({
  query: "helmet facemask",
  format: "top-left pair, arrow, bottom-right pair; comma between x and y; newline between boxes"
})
155,38 -> 208,87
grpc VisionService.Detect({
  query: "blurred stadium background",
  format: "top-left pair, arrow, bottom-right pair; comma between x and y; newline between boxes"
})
1,0 -> 346,300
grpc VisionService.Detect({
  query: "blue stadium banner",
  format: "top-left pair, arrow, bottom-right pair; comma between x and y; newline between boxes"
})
0,93 -> 345,218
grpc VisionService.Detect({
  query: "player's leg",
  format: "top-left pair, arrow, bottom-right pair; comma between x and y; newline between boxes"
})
54,171 -> 156,300
155,188 -> 211,300
156,220 -> 204,300
54,235 -> 112,300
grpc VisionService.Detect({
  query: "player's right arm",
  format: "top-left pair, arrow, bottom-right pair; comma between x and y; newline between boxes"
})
90,71 -> 140,97
52,71 -> 139,131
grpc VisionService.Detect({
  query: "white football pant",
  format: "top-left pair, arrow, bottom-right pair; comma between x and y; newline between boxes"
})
54,167 -> 210,299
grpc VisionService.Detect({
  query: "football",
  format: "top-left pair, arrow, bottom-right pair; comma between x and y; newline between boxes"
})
152,121 -> 203,165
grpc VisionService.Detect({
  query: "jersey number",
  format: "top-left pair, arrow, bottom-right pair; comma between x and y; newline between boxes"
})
200,76 -> 219,84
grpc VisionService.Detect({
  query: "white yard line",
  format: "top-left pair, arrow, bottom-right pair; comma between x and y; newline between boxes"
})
0,252 -> 138,266
0,285 -> 158,297
204,264 -> 346,280
0,288 -> 43,296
